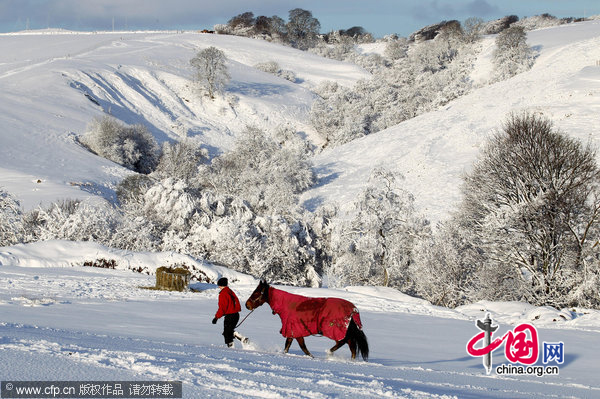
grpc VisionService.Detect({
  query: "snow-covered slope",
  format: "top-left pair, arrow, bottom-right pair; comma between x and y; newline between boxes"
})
0,30 -> 368,209
303,21 -> 600,225
3,23 -> 600,397
3,23 -> 600,223
1,240 -> 600,397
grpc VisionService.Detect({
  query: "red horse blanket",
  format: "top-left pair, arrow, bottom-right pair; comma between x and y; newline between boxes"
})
268,287 -> 362,341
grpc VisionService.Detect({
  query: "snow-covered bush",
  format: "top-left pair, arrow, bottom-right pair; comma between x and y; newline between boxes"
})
217,12 -> 287,42
80,116 -> 159,174
254,60 -> 279,74
482,15 -> 519,35
0,189 -> 25,246
492,26 -> 534,82
141,179 -> 199,232
311,29 -> 477,148
514,14 -> 563,31
153,140 -> 208,184
254,61 -> 297,82
28,199 -> 120,244
310,36 -> 356,62
203,126 -> 314,214
116,174 -> 153,205
114,172 -> 321,286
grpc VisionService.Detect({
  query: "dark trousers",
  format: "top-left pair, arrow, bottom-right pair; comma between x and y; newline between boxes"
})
223,313 -> 240,344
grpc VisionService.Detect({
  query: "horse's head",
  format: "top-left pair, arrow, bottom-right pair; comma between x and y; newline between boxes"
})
246,279 -> 269,310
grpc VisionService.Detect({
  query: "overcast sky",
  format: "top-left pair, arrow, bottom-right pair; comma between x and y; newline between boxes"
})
1,0 -> 599,37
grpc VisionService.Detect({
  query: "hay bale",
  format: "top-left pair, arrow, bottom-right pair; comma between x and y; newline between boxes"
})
155,266 -> 191,291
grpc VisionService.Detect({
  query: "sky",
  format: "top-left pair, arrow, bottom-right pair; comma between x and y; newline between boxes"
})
0,0 -> 599,38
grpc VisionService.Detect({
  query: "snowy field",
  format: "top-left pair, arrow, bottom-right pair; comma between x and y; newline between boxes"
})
2,241 -> 600,398
2,20 -> 600,398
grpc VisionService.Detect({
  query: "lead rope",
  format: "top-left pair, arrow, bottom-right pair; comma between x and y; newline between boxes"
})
235,309 -> 254,329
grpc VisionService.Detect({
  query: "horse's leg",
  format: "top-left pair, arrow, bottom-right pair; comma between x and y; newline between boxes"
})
348,338 -> 357,359
327,340 -> 346,356
296,337 -> 314,358
283,338 -> 293,353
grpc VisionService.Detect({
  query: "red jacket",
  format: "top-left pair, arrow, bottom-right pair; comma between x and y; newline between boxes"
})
215,286 -> 241,319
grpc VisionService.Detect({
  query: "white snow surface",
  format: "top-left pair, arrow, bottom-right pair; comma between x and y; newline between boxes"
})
2,240 -> 600,398
2,22 -> 600,398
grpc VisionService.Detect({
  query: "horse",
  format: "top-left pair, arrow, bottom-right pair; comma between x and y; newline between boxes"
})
245,280 -> 369,360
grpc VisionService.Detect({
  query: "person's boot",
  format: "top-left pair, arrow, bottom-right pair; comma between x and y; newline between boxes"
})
234,331 -> 249,344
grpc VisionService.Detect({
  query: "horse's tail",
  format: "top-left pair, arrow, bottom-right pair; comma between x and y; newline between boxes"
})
347,318 -> 369,361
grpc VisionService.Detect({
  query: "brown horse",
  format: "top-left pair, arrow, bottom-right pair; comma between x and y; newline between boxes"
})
245,280 -> 369,360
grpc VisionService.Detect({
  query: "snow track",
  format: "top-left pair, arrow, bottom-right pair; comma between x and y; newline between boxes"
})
1,251 -> 599,398
2,321 -> 597,399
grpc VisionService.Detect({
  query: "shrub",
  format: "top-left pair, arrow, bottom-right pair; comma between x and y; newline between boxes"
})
80,116 -> 159,174
116,174 -> 153,205
254,61 -> 298,82
204,126 -> 314,214
153,140 -> 208,184
28,199 -> 120,243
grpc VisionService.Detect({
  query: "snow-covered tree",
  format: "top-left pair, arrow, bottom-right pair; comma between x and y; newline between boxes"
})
328,168 -> 429,290
0,189 -> 24,246
80,116 -> 159,174
190,46 -> 230,99
492,26 -> 534,82
384,36 -> 409,61
411,220 -> 476,307
459,112 -> 600,307
286,8 -> 321,50
462,17 -> 484,43
248,215 -> 321,287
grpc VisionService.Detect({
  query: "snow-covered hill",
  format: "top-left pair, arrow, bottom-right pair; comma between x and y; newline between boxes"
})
0,30 -> 368,209
3,22 -> 600,397
303,21 -> 600,225
3,23 -> 600,223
